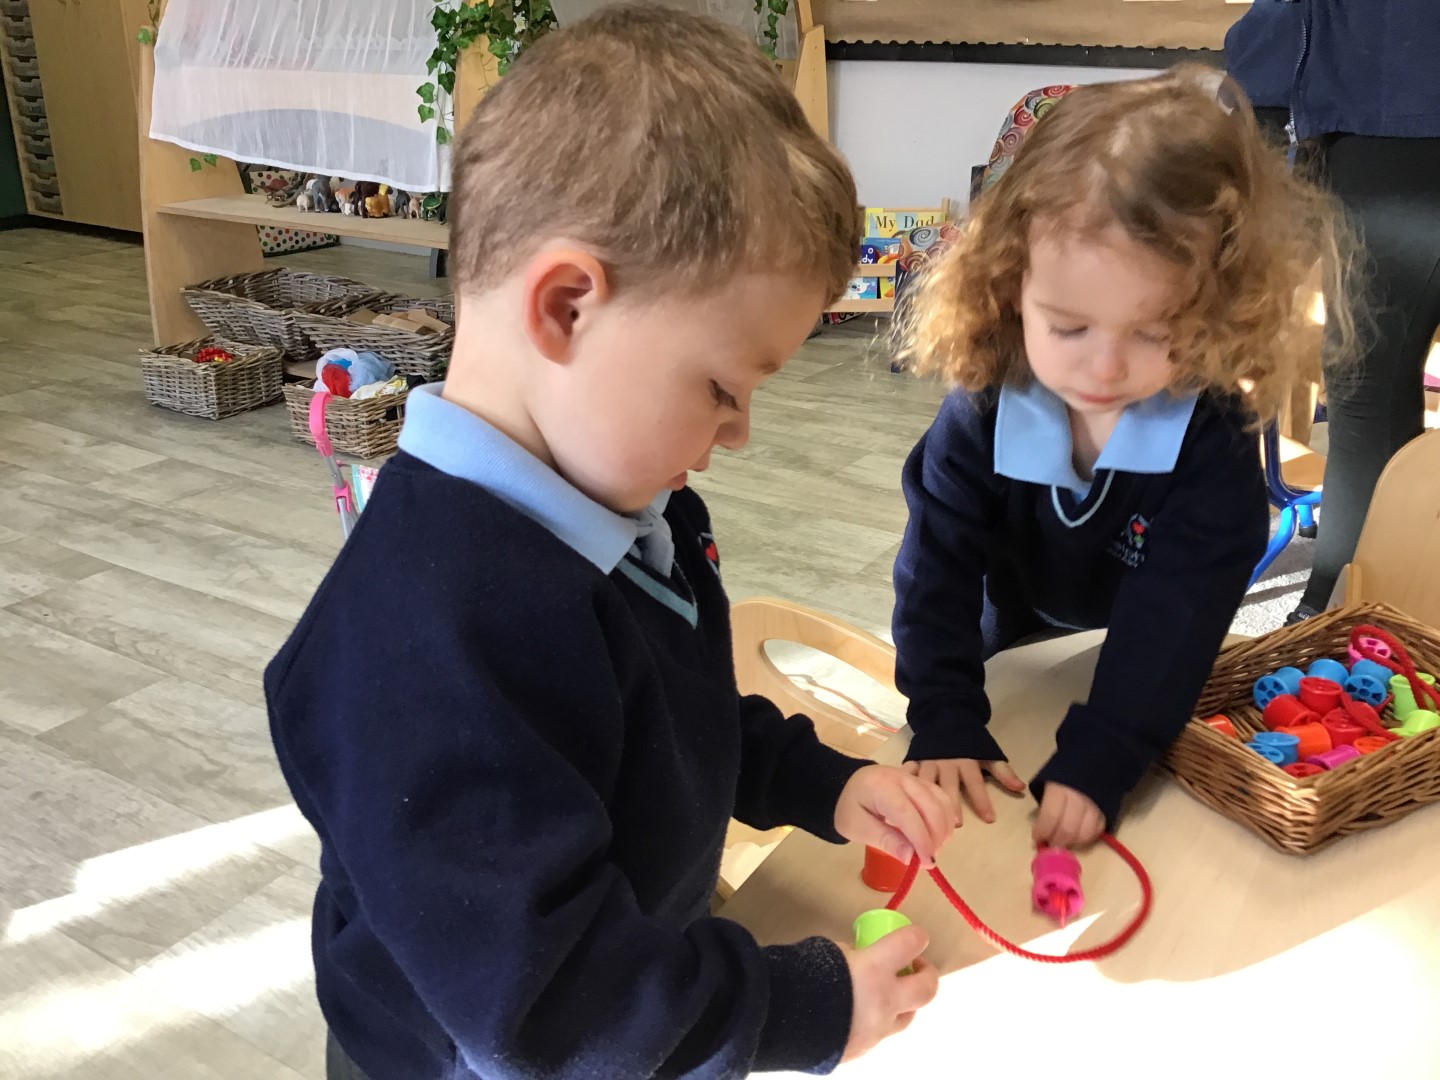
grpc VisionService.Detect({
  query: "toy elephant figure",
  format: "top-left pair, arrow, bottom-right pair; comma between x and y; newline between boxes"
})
299,176 -> 335,212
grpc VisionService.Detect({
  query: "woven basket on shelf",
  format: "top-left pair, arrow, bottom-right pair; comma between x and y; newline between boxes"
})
283,384 -> 408,459
295,293 -> 455,379
141,339 -> 284,420
1162,602 -> 1440,855
182,268 -> 379,362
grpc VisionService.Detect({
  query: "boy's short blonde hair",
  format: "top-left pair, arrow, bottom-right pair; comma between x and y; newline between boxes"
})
896,68 -> 1362,425
449,4 -> 860,304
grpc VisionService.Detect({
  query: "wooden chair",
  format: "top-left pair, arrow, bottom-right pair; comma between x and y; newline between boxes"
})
715,597 -> 899,903
1342,428 -> 1440,628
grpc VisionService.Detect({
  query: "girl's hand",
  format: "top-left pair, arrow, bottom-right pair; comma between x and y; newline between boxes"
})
903,757 -> 1026,826
1033,782 -> 1105,849
840,926 -> 940,1062
834,765 -> 955,868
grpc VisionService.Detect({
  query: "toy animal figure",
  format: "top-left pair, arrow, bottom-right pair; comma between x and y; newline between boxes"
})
298,177 -> 334,212
309,177 -> 337,212
392,189 -> 417,219
354,182 -> 381,218
335,186 -> 357,215
364,183 -> 392,219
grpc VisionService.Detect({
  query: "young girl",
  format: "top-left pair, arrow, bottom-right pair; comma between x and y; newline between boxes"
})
892,69 -> 1359,849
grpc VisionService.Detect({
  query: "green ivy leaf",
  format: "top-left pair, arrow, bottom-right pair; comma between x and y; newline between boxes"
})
488,38 -> 510,59
202,153 -> 218,166
189,158 -> 202,172
438,70 -> 456,95
456,35 -> 475,50
418,103 -> 437,122
436,126 -> 452,145
417,81 -> 437,104
431,6 -> 450,31
769,0 -> 788,13
497,57 -> 512,76
136,27 -> 154,45
426,54 -> 440,74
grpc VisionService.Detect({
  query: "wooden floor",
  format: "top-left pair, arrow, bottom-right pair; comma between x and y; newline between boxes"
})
0,227 -> 942,1078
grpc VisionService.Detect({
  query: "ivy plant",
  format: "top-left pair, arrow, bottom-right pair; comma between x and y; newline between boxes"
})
418,1 -> 557,145
755,0 -> 790,59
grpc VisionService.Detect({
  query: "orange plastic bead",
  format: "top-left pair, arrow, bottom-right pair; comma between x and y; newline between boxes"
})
1201,715 -> 1238,738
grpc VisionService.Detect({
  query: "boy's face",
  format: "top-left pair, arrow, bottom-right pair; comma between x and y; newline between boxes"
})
535,271 -> 826,514
1019,223 -> 1182,419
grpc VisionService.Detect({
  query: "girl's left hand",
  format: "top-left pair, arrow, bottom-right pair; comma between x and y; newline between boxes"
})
1033,783 -> 1104,849
835,765 -> 956,868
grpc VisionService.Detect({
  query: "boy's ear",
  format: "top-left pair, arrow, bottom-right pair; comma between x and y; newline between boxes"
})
521,250 -> 611,362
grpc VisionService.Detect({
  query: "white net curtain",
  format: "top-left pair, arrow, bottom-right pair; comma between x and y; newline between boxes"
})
148,0 -> 793,193
150,0 -> 450,192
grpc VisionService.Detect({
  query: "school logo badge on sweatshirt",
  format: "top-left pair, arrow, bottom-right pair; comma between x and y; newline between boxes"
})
1108,514 -> 1149,569
700,531 -> 720,576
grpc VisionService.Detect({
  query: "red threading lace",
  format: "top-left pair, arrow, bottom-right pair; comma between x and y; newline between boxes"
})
1351,624 -> 1440,715
882,833 -> 1153,964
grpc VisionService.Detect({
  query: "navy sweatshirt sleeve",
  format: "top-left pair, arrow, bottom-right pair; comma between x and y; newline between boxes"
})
1030,412 -> 1267,826
733,694 -> 867,841
892,392 -> 1009,763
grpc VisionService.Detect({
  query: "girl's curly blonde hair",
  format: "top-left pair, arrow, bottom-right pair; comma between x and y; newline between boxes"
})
895,68 -> 1360,425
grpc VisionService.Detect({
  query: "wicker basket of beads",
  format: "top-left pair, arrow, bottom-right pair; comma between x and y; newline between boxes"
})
141,339 -> 284,420
182,269 -> 380,362
1161,603 -> 1440,855
283,384 -> 409,459
294,293 -> 455,380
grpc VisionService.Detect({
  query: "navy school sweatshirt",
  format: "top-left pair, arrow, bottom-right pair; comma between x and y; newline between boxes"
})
265,454 -> 868,1079
893,389 -> 1268,826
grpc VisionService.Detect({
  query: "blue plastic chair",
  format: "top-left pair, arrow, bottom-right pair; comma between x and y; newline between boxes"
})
1250,424 -> 1322,588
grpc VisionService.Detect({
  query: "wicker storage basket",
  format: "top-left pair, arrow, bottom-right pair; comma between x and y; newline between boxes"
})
141,339 -> 284,420
283,384 -> 408,459
182,269 -> 379,362
1163,602 -> 1440,855
295,293 -> 455,379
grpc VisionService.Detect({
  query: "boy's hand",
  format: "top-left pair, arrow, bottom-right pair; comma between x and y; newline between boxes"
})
903,757 -> 1026,826
840,926 -> 940,1062
834,764 -> 954,868
1033,782 -> 1104,849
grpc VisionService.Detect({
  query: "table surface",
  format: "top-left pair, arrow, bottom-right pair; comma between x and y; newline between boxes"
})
720,632 -> 1440,1079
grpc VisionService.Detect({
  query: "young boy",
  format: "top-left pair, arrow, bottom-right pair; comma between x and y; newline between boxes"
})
265,7 -> 953,1078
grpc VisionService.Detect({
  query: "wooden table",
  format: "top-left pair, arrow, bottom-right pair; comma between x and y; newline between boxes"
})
721,632 -> 1440,1079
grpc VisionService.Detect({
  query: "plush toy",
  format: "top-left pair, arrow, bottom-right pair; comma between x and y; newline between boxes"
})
314,348 -> 396,397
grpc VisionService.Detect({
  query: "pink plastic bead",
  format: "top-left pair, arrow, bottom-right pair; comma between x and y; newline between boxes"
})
1032,848 -> 1083,927
1307,744 -> 1362,771
1348,636 -> 1393,668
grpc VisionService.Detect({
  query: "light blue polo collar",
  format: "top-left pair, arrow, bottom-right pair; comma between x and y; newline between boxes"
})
397,383 -> 668,574
993,380 -> 1199,495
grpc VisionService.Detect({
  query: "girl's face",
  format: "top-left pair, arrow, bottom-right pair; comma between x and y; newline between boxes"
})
1019,224 -> 1183,418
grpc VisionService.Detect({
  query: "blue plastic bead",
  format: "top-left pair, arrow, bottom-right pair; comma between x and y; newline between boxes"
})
1253,666 -> 1305,708
1308,659 -> 1351,686
1253,730 -> 1301,765
1344,673 -> 1388,707
1246,741 -> 1287,766
1350,658 -> 1393,685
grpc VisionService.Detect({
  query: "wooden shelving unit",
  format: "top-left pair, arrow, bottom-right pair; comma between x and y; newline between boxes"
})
159,195 -> 450,249
135,0 -> 830,346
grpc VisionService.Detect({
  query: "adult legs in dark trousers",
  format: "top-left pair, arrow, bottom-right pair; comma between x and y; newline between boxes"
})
1295,135 -> 1440,618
